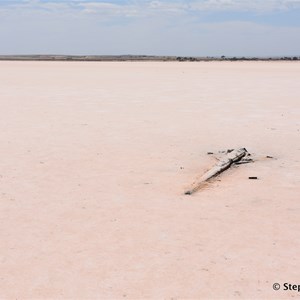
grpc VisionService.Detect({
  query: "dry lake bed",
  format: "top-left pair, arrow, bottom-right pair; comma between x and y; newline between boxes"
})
0,61 -> 299,299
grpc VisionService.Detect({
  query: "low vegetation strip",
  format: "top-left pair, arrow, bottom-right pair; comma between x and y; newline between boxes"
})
0,55 -> 299,62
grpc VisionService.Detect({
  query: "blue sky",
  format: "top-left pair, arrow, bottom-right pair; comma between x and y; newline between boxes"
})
0,0 -> 300,56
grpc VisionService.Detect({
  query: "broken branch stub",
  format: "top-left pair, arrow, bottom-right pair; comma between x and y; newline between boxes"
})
185,148 -> 248,195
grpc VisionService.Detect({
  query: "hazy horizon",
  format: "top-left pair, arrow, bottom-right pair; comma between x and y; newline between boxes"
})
0,0 -> 300,57
0,54 -> 299,58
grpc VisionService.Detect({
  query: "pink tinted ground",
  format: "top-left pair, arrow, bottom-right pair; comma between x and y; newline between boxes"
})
0,61 -> 299,299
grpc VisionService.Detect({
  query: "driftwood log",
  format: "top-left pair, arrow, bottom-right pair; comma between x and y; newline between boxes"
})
185,148 -> 248,195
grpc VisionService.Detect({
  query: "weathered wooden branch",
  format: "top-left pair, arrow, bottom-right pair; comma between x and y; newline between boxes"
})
185,148 -> 248,195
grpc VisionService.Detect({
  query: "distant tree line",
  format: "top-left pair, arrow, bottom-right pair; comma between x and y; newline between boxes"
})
176,56 -> 299,61
0,55 -> 299,62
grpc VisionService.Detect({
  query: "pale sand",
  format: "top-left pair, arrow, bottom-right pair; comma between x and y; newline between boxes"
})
0,61 -> 299,299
